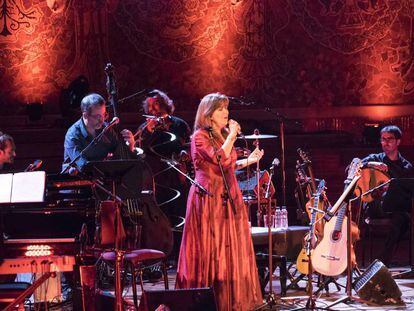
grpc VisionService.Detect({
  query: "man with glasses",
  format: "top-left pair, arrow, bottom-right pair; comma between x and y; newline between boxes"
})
362,125 -> 413,266
0,132 -> 16,172
62,93 -> 135,174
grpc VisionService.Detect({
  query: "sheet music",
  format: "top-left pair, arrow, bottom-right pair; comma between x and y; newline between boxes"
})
11,171 -> 46,203
0,173 -> 13,203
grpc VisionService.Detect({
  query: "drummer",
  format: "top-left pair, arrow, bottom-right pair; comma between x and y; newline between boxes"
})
361,125 -> 413,266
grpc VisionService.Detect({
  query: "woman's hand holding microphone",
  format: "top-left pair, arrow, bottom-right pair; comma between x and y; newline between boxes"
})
228,119 -> 264,164
228,119 -> 241,141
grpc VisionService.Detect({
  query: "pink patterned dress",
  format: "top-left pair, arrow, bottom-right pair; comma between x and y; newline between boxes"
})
176,129 -> 263,311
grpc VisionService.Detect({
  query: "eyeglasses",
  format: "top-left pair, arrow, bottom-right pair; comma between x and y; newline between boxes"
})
88,112 -> 108,121
380,137 -> 396,143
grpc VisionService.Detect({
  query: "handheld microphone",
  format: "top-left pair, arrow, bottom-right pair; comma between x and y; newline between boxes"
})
271,158 -> 280,168
24,159 -> 43,172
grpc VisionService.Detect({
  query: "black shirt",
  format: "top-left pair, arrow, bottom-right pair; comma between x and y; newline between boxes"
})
361,152 -> 413,178
62,118 -> 121,172
362,152 -> 413,213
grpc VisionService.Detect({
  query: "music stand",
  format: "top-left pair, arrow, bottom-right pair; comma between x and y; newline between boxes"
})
84,159 -> 144,311
384,178 -> 414,278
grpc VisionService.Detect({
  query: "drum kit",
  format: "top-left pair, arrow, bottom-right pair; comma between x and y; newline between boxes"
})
236,131 -> 278,222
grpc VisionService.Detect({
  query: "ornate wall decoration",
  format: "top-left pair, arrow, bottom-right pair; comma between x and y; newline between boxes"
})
228,0 -> 290,90
0,1 -> 72,108
290,0 -> 402,54
0,0 -> 413,113
0,0 -> 113,110
0,0 -> 42,38
389,1 -> 414,95
70,0 -> 110,88
111,0 -> 231,62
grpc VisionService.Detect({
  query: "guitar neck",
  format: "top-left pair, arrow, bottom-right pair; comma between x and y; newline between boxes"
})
329,175 -> 361,216
307,165 -> 317,194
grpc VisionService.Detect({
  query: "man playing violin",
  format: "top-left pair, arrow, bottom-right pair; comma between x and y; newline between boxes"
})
362,125 -> 413,266
136,90 -> 191,191
62,93 -> 135,174
137,89 -> 190,151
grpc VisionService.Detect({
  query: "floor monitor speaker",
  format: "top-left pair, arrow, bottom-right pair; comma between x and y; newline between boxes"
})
353,260 -> 402,305
138,287 -> 217,311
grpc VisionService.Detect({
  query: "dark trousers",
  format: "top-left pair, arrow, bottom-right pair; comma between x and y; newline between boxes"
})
377,211 -> 410,266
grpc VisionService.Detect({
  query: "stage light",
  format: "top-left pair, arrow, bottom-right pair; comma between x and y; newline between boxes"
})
25,245 -> 53,257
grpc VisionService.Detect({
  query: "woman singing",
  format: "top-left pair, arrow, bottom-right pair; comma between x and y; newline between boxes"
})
176,93 -> 264,310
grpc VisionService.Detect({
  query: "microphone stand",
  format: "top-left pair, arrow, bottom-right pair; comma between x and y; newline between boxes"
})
207,130 -> 237,215
264,164 -> 277,307
161,158 -> 213,197
265,108 -> 287,207
207,129 -> 236,308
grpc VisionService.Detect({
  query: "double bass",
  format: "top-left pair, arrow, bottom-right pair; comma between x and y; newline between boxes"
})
102,64 -> 173,255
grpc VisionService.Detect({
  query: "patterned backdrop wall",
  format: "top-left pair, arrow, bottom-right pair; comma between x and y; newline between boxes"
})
0,0 -> 414,114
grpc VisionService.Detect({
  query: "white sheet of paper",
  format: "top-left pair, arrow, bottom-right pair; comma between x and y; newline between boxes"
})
0,173 -> 13,203
11,171 -> 46,203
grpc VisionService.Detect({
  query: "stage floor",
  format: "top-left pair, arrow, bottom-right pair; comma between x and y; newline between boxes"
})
110,265 -> 414,310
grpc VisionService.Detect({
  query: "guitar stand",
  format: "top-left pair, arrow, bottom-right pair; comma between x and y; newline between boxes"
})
314,275 -> 343,295
286,272 -> 307,291
326,197 -> 362,309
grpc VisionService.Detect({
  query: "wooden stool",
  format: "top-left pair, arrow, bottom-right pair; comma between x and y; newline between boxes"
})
101,249 -> 169,308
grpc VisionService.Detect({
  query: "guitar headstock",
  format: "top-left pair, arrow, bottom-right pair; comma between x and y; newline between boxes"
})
315,179 -> 325,197
104,63 -> 116,96
296,160 -> 308,183
297,148 -> 311,164
105,63 -> 114,76
345,158 -> 362,184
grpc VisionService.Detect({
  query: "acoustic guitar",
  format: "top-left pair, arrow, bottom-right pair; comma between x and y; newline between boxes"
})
312,158 -> 362,276
296,179 -> 326,274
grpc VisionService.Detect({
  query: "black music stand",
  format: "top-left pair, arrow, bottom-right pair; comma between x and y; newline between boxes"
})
84,159 -> 144,311
385,178 -> 414,278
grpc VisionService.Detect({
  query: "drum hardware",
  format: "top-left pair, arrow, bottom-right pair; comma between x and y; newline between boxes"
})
264,108 -> 288,207
242,134 -> 278,139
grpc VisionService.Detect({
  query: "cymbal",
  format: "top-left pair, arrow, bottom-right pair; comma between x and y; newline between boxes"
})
242,134 -> 277,139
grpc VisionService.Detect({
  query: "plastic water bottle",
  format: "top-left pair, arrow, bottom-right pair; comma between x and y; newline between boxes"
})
274,207 -> 281,229
281,206 -> 288,229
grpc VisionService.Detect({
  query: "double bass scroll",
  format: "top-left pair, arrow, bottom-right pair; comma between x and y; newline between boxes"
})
100,65 -> 173,255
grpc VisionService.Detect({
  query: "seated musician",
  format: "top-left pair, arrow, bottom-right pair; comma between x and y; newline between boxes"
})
0,132 -> 16,283
361,125 -> 413,266
0,132 -> 16,172
62,93 -> 135,174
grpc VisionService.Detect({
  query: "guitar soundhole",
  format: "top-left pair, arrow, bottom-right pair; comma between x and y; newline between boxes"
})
332,230 -> 341,241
